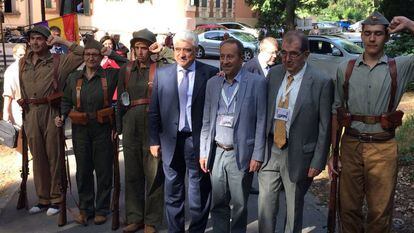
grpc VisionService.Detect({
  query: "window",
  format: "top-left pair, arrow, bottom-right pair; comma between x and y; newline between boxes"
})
204,32 -> 223,41
190,0 -> 199,6
62,0 -> 92,16
227,0 -> 232,8
45,0 -> 60,14
309,40 -> 342,56
4,0 -> 16,13
201,0 -> 207,7
215,0 -> 220,8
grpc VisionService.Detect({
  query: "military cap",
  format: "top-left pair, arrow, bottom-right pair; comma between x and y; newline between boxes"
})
28,25 -> 51,39
362,11 -> 390,26
84,38 -> 103,51
130,28 -> 156,46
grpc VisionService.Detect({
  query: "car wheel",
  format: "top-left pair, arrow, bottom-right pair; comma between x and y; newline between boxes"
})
196,46 -> 205,58
243,49 -> 253,61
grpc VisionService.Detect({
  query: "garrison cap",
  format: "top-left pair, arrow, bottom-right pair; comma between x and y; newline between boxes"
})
28,25 -> 51,39
130,28 -> 156,46
362,11 -> 390,26
84,39 -> 103,51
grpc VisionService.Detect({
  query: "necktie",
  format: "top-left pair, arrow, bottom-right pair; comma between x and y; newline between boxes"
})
274,75 -> 294,149
179,69 -> 190,132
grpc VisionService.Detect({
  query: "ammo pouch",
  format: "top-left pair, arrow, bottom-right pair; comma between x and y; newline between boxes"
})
381,110 -> 404,130
68,111 -> 88,125
96,107 -> 114,124
337,107 -> 351,128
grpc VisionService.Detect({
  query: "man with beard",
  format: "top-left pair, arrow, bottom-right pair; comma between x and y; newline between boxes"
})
244,37 -> 279,77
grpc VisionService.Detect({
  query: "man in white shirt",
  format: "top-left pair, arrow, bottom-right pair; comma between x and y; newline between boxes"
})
244,37 -> 279,77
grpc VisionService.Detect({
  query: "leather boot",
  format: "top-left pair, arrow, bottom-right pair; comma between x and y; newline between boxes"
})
75,211 -> 88,226
144,224 -> 157,233
94,215 -> 107,225
123,223 -> 145,233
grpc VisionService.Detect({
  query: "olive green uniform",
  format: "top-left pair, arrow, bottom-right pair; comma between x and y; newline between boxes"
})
20,44 -> 84,205
62,66 -> 119,216
116,48 -> 173,226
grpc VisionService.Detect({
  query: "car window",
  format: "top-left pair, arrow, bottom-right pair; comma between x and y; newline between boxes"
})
231,32 -> 256,42
309,40 -> 342,56
204,32 -> 223,41
334,38 -> 364,54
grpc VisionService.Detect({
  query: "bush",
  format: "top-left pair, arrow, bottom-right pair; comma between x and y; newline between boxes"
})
396,115 -> 414,156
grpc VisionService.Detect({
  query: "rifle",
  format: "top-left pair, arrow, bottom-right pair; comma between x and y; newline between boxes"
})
57,115 -> 68,227
111,134 -> 120,230
16,116 -> 28,210
327,120 -> 343,233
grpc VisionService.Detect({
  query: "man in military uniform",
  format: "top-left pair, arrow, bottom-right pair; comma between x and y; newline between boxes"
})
328,13 -> 414,233
116,28 -> 173,233
19,25 -> 84,216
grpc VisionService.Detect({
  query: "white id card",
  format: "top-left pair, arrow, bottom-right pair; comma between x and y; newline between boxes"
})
275,108 -> 291,122
218,115 -> 234,128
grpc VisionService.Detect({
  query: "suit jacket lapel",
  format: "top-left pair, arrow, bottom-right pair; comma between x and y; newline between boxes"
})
267,68 -> 284,134
290,66 -> 313,124
234,70 -> 247,125
170,64 -> 179,108
192,61 -> 206,103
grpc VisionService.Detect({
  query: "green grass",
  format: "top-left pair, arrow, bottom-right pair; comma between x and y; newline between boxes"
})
396,115 -> 414,164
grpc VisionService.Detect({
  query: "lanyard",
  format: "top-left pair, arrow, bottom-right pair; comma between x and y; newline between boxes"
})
221,82 -> 239,113
280,76 -> 297,103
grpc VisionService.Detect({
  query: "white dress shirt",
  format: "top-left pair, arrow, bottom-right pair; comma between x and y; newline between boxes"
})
177,61 -> 196,131
257,53 -> 270,77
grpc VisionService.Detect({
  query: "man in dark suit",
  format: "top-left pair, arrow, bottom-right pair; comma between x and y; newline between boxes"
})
258,31 -> 333,233
243,37 -> 279,77
199,39 -> 267,233
149,31 -> 218,233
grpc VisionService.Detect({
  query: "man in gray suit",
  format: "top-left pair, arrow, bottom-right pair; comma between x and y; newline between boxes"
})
199,39 -> 267,233
258,31 -> 333,233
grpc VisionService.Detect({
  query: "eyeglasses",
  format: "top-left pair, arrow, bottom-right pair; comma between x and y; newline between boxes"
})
278,50 -> 304,59
84,53 -> 101,58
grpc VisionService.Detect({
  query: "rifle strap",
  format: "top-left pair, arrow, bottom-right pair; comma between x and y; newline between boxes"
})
123,61 -> 156,100
343,58 -> 397,112
52,54 -> 61,92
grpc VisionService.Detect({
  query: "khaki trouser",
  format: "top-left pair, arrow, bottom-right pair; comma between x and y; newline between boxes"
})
339,134 -> 398,233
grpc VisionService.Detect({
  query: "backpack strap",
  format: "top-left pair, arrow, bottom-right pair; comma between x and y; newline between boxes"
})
387,58 -> 397,112
343,59 -> 357,109
76,79 -> 83,110
123,61 -> 135,90
148,62 -> 157,99
100,75 -> 109,107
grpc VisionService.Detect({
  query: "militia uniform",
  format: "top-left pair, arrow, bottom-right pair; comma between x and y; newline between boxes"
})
116,29 -> 173,231
19,26 -> 84,210
332,12 -> 414,233
61,40 -> 121,223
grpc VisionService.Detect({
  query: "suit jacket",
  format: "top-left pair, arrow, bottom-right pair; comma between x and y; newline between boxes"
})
149,61 -> 219,166
264,64 -> 333,182
243,57 -> 265,77
200,68 -> 267,172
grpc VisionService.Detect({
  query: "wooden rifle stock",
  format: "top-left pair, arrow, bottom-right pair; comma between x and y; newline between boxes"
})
327,127 -> 343,233
57,117 -> 68,227
111,135 -> 120,230
16,124 -> 29,210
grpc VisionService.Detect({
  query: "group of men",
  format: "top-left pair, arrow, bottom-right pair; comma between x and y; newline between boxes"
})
6,10 -> 414,233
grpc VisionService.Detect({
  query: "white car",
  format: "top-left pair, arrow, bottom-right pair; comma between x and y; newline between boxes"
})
218,22 -> 259,38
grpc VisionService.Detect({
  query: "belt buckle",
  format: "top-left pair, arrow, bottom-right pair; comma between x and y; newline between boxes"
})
364,116 -> 376,124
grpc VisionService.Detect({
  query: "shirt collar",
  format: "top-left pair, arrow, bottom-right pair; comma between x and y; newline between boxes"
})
257,53 -> 269,70
286,62 -> 307,81
177,61 -> 196,73
26,50 -> 53,63
222,69 -> 242,84
356,53 -> 388,66
82,66 -> 105,81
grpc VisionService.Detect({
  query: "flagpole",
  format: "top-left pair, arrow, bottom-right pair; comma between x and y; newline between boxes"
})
41,0 -> 46,21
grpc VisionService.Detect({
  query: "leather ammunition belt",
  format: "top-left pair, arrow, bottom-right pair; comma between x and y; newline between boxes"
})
129,98 -> 151,108
22,97 -> 49,105
345,128 -> 395,142
351,115 -> 381,124
216,142 -> 234,151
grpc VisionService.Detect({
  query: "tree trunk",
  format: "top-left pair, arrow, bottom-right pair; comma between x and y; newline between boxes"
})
285,0 -> 297,30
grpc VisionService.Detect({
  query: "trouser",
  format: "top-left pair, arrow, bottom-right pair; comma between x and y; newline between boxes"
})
339,134 -> 398,233
163,132 -> 211,233
258,145 -> 312,233
123,107 -> 164,225
210,147 -> 253,233
72,121 -> 113,216
24,105 -> 61,205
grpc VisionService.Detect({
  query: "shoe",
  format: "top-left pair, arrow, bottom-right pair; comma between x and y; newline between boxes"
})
123,223 -> 145,233
75,211 -> 89,226
250,187 -> 259,195
46,204 -> 60,216
144,224 -> 157,233
29,203 -> 49,214
94,215 -> 107,225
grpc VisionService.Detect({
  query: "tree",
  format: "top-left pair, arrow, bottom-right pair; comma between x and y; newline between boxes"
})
379,0 -> 414,19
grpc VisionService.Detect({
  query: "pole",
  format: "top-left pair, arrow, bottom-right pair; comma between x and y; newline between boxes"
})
0,11 -> 6,68
41,0 -> 46,21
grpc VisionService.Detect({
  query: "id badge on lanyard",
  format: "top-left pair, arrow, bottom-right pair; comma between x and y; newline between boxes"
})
218,83 -> 239,128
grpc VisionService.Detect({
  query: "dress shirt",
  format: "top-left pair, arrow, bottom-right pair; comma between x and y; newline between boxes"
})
177,61 -> 196,131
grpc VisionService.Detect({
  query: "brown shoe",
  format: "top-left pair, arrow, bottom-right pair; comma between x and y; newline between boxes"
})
94,215 -> 107,225
144,224 -> 157,233
75,212 -> 88,226
123,223 -> 145,233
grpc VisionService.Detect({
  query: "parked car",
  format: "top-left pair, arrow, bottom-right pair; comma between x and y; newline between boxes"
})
337,20 -> 352,31
218,22 -> 259,38
349,20 -> 363,32
339,32 -> 364,48
195,24 -> 228,33
307,35 -> 364,79
197,30 -> 258,61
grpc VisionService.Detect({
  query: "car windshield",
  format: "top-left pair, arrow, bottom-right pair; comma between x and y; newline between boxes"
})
334,38 -> 364,54
230,32 -> 256,42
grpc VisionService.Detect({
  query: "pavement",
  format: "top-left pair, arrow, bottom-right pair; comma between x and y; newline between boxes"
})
0,57 -> 328,233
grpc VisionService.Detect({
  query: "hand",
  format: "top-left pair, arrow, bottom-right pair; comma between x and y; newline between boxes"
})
150,145 -> 161,158
3,110 -> 15,125
389,16 -> 414,34
249,160 -> 262,172
55,116 -> 64,128
327,156 -> 342,180
199,158 -> 209,173
307,167 -> 321,178
46,35 -> 64,46
101,46 -> 112,57
149,42 -> 163,54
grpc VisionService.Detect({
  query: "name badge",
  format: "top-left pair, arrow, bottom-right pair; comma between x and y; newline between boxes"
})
275,108 -> 290,122
218,115 -> 234,128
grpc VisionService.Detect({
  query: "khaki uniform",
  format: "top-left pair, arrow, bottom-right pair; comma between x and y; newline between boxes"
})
333,54 -> 414,232
116,48 -> 173,226
62,67 -> 118,216
20,44 -> 83,205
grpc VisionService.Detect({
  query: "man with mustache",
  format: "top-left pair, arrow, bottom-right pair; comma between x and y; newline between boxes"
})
328,12 -> 414,233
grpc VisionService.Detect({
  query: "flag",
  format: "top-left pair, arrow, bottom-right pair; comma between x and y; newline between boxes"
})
34,13 -> 79,43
